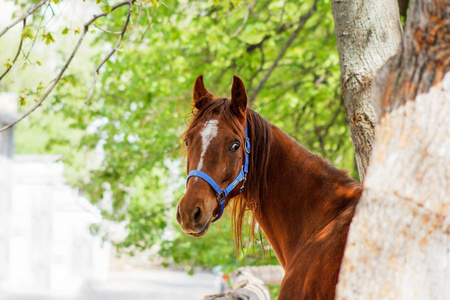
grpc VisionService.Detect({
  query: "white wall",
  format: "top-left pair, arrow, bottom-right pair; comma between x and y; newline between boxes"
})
0,155 -> 111,295
0,155 -> 12,285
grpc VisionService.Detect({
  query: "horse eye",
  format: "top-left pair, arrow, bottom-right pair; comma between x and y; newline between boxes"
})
229,142 -> 240,152
184,139 -> 188,147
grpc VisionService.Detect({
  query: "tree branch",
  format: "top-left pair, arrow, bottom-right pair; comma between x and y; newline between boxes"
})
0,0 -> 134,132
93,24 -> 122,35
249,0 -> 318,105
85,2 -> 133,104
0,19 -> 26,81
230,2 -> 256,38
0,0 -> 47,38
140,4 -> 156,39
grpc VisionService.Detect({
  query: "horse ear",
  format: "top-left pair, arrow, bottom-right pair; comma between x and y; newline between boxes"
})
230,75 -> 247,118
193,75 -> 213,109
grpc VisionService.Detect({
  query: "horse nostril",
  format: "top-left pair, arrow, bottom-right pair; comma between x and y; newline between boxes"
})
176,206 -> 182,224
193,207 -> 202,224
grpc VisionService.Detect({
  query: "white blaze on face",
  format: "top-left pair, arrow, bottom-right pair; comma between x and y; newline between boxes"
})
195,119 -> 219,181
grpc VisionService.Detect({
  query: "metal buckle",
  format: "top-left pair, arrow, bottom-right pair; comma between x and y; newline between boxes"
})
216,191 -> 225,204
245,138 -> 250,154
240,172 -> 247,193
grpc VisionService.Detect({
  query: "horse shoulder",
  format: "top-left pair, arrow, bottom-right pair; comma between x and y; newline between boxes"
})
279,205 -> 356,300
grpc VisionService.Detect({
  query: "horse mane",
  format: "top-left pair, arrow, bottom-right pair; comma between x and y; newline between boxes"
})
183,97 -> 272,252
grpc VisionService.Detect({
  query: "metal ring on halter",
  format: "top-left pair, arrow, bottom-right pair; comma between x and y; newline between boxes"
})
240,173 -> 247,193
245,138 -> 251,154
216,191 -> 225,204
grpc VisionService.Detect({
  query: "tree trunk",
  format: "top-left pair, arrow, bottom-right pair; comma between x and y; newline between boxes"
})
331,0 -> 403,180
336,0 -> 450,298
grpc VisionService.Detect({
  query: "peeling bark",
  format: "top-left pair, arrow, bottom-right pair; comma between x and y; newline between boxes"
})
331,0 -> 403,180
336,0 -> 450,298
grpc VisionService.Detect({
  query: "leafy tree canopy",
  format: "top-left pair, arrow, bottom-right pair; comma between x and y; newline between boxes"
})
2,0 -> 355,273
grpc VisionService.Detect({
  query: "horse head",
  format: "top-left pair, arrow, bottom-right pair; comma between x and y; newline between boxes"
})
176,75 -> 248,237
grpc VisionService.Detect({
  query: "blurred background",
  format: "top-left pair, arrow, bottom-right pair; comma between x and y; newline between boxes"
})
0,0 -> 357,299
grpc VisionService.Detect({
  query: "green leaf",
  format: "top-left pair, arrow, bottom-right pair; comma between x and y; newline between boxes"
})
17,0 -> 355,282
43,32 -> 55,45
37,82 -> 44,92
62,27 -> 69,35
5,59 -> 12,69
101,3 -> 112,14
21,26 -> 34,40
19,96 -> 26,106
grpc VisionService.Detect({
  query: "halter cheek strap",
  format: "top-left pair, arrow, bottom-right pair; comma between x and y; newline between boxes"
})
186,124 -> 250,223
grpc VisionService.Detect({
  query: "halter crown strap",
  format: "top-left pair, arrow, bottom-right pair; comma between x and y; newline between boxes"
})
186,123 -> 250,223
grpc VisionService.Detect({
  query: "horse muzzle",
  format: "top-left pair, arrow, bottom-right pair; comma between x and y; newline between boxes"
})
176,193 -> 215,237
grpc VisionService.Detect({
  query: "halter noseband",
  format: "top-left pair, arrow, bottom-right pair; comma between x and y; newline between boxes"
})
186,124 -> 250,223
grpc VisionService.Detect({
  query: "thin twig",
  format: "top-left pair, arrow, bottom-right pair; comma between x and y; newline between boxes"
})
135,5 -> 143,28
249,0 -> 319,105
230,2 -> 255,38
0,0 -> 47,38
0,4 -> 51,89
0,19 -> 26,81
93,24 -> 122,35
22,4 -> 51,66
85,2 -> 133,104
0,0 -> 134,132
141,4 -> 156,39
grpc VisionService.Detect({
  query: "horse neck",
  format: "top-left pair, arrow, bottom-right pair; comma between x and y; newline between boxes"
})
251,124 -> 361,267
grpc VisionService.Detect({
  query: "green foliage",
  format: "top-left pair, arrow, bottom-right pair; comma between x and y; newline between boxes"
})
42,32 -> 55,44
160,213 -> 279,274
10,0 -> 356,283
268,285 -> 281,299
21,26 -> 35,40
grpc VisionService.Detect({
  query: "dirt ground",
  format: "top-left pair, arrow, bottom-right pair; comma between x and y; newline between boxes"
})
2,269 -> 219,300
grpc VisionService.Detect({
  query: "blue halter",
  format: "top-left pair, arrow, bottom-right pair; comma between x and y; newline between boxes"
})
186,124 -> 250,223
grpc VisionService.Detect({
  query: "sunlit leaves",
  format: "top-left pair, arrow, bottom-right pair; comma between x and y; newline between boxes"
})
36,82 -> 44,92
19,96 -> 26,106
5,59 -> 12,69
42,32 -> 55,44
100,2 -> 112,14
17,0 -> 356,277
21,26 -> 35,40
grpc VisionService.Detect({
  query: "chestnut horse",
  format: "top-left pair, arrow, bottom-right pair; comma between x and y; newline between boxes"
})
176,75 -> 362,299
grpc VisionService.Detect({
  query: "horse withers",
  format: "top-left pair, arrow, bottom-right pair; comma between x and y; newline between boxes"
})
176,75 -> 362,299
